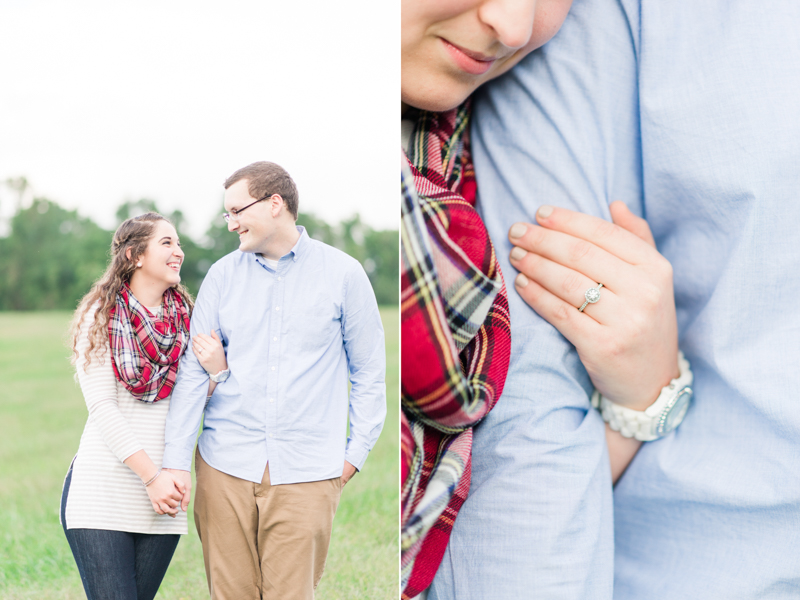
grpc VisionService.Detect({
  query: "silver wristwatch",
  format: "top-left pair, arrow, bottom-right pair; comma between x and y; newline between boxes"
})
592,351 -> 693,442
208,368 -> 231,383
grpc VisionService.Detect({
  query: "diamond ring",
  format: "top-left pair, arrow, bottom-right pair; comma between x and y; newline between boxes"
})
578,283 -> 604,312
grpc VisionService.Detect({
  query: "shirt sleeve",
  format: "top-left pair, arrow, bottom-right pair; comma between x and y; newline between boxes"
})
162,266 -> 222,471
341,261 -> 387,471
430,1 -> 641,598
75,308 -> 143,463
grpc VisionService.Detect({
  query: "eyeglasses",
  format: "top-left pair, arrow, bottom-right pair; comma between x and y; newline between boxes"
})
222,193 -> 275,223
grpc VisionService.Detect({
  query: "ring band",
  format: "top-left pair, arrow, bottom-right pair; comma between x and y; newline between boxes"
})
578,283 -> 604,312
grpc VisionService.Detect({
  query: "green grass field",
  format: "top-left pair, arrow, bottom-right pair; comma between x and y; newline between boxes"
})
0,309 -> 399,599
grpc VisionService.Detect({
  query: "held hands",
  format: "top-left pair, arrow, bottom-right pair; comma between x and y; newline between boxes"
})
508,202 -> 679,410
163,469 -> 192,512
192,330 -> 227,376
145,470 -> 186,518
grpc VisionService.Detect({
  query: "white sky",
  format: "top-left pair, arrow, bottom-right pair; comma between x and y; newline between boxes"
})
0,0 -> 398,239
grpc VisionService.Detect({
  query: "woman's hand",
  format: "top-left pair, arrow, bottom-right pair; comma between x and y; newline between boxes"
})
146,470 -> 185,518
508,202 -> 679,411
192,331 -> 227,376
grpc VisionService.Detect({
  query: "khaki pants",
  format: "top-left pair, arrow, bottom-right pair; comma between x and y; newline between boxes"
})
194,450 -> 342,600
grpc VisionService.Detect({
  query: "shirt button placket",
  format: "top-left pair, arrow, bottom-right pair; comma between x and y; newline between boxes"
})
266,264 -> 285,458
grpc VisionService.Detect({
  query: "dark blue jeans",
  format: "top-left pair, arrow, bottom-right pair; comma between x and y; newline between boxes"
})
61,463 -> 181,600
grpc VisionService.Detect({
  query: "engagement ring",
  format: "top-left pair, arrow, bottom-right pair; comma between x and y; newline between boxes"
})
578,283 -> 603,312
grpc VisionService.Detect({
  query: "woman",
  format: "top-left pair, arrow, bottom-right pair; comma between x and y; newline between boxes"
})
61,212 -> 226,600
400,0 -> 683,597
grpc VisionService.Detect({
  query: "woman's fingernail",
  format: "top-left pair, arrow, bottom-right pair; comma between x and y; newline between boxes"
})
537,205 -> 553,219
515,273 -> 529,288
510,247 -> 527,260
509,223 -> 527,238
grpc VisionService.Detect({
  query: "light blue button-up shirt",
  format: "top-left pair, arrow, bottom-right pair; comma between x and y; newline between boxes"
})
162,227 -> 386,485
430,1 -> 800,599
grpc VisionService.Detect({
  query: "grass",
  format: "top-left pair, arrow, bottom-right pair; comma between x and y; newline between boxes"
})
0,308 -> 399,599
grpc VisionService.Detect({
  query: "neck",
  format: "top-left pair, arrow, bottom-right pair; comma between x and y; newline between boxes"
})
256,222 -> 301,261
128,274 -> 168,307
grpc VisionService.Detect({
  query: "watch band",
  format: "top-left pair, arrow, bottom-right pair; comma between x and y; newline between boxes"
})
592,395 -> 661,441
592,351 -> 693,442
208,368 -> 230,383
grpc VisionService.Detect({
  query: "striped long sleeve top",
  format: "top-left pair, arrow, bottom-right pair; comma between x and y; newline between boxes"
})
61,305 -> 187,534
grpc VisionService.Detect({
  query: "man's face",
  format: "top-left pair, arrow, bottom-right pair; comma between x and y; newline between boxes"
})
224,179 -> 273,254
402,0 -> 573,112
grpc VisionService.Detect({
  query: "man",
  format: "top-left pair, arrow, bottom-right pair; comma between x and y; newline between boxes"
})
162,161 -> 386,599
429,1 -> 800,598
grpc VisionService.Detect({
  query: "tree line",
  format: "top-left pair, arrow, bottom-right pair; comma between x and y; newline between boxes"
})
0,196 -> 398,310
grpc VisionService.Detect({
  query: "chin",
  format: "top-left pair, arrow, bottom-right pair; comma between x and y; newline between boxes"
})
402,64 -> 483,113
238,238 -> 260,254
402,84 -> 472,113
162,269 -> 181,285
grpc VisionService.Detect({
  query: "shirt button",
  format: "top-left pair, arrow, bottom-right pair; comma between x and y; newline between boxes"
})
271,366 -> 276,371
273,337 -> 277,341
278,277 -> 282,281
269,398 -> 275,403
275,306 -> 280,311
269,433 -> 274,438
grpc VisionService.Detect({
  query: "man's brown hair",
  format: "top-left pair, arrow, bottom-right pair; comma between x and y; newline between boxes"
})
224,161 -> 299,220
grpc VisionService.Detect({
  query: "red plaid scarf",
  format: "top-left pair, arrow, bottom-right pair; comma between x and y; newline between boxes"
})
401,102 -> 511,598
108,284 -> 191,403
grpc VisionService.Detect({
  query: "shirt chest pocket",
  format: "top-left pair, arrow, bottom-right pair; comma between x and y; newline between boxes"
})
285,293 -> 342,353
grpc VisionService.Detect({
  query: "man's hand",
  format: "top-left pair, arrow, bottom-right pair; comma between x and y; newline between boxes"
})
341,460 -> 357,487
146,470 -> 183,517
164,468 -> 192,511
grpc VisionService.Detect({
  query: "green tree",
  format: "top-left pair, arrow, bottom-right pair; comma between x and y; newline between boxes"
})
115,199 -> 160,224
297,212 -> 336,246
0,196 -> 398,309
0,198 -> 110,310
363,228 -> 399,305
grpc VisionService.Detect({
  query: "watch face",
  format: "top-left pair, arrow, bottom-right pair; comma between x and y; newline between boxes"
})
657,387 -> 693,436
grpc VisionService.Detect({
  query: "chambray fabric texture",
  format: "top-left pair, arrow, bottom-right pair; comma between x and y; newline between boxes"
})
429,1 -> 800,599
162,227 -> 386,485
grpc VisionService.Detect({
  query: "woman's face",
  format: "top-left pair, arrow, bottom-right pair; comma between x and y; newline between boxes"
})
402,0 -> 573,112
135,220 -> 184,289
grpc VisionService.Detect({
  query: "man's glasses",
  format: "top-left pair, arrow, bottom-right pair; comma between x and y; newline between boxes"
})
222,194 -> 276,223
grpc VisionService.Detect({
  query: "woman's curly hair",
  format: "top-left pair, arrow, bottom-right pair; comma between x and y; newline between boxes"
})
69,212 -> 194,369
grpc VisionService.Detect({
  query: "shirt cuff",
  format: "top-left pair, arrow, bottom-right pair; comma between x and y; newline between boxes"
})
161,441 -> 195,471
344,440 -> 371,472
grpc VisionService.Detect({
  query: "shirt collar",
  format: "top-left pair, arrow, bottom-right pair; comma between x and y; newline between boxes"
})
288,226 -> 309,262
253,226 -> 309,268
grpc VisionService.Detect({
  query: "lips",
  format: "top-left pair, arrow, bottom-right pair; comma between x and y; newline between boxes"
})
441,39 -> 496,75
167,262 -> 181,272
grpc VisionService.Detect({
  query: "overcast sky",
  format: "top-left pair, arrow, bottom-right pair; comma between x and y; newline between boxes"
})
0,0 -> 398,238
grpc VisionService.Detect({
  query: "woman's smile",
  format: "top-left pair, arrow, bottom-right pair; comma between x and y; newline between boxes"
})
441,38 -> 497,75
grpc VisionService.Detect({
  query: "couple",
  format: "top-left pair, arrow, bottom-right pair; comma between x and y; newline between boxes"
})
61,161 -> 387,600
402,0 -> 800,598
